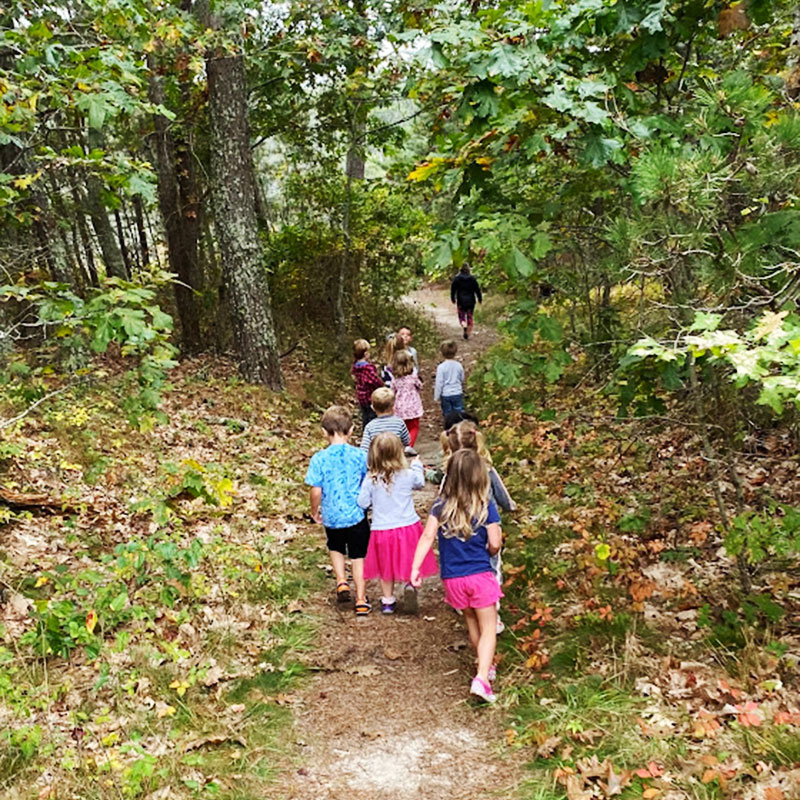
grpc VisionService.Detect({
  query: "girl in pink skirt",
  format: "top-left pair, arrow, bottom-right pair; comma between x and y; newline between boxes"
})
358,433 -> 437,614
410,449 -> 503,703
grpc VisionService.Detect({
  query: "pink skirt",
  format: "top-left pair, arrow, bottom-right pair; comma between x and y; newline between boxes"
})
364,520 -> 438,582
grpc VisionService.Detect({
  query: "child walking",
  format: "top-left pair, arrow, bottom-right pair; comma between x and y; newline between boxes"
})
352,339 -> 385,429
390,349 -> 423,447
411,449 -> 503,702
361,387 -> 410,452
441,420 -> 516,633
305,406 -> 372,616
434,339 -> 465,421
358,433 -> 436,614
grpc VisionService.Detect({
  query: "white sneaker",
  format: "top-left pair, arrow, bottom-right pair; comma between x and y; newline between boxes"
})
496,618 -> 505,635
470,676 -> 496,703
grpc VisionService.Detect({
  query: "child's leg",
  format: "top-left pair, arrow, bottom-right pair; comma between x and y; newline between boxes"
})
351,557 -> 367,602
380,578 -> 394,599
329,549 -> 347,586
473,605 -> 498,682
462,607 -> 480,652
406,418 -> 420,446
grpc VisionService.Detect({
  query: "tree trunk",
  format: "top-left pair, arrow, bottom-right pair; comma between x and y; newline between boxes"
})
206,50 -> 283,389
85,130 -> 127,280
148,61 -> 203,353
132,195 -> 150,268
114,209 -> 132,277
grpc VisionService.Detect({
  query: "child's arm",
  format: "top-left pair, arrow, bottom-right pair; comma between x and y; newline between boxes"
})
410,458 -> 425,489
399,420 -> 410,446
309,487 -> 323,524
410,514 -> 438,587
486,522 -> 502,556
489,468 -> 517,512
434,365 -> 443,401
357,475 -> 372,510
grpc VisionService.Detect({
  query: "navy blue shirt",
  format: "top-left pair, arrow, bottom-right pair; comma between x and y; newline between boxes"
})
432,498 -> 500,579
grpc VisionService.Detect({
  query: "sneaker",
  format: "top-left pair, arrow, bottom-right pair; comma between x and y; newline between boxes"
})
381,599 -> 397,615
496,617 -> 505,635
463,329 -> 468,340
403,583 -> 418,614
470,675 -> 496,703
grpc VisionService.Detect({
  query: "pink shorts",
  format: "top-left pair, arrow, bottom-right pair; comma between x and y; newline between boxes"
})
442,571 -> 503,610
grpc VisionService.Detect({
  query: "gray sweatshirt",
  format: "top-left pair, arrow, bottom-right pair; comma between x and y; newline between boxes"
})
434,359 -> 464,400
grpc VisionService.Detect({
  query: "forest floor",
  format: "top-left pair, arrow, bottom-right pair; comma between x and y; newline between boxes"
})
3,285 -> 800,800
276,286 -> 521,800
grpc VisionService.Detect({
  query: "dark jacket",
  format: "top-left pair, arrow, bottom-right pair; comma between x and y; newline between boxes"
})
451,273 -> 483,310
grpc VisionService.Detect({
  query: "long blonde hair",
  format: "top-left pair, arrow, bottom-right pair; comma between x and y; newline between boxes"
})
382,335 -> 401,367
438,449 -> 490,540
392,349 -> 415,378
367,433 -> 407,487
440,421 -> 493,470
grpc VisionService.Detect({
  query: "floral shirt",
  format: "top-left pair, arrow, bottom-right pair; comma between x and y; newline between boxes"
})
391,373 -> 423,420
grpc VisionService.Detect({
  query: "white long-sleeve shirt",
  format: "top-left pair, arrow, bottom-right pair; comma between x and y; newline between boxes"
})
434,359 -> 464,400
357,461 -> 425,530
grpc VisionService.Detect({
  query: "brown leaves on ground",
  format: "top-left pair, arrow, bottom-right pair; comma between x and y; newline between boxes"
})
554,756 -> 631,800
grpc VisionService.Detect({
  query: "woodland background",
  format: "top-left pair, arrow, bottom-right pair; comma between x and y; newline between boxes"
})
2,1 -> 800,798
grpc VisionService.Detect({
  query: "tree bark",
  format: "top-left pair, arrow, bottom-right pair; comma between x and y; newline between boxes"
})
85,130 -> 127,280
132,195 -> 150,269
147,62 -> 203,353
206,49 -> 283,388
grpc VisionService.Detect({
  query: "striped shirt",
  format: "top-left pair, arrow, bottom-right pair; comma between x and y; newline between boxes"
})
360,415 -> 410,452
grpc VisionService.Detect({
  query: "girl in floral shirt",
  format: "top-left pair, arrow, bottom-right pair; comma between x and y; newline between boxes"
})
390,349 -> 423,446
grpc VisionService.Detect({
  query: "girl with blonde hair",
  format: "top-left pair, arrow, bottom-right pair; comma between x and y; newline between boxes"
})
358,433 -> 436,614
411,449 -> 503,703
441,420 -> 516,633
390,349 -> 423,446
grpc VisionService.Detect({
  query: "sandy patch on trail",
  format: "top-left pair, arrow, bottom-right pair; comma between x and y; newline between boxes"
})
277,287 -> 519,799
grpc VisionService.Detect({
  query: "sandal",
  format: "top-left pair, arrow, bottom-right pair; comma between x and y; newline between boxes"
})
336,582 -> 351,603
354,597 -> 372,616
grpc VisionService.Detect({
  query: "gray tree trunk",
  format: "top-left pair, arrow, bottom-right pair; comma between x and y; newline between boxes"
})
206,50 -> 283,389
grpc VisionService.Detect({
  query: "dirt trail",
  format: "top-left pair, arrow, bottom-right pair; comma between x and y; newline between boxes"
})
278,287 -> 517,799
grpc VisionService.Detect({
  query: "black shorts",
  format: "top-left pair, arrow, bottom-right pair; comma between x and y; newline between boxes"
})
325,516 -> 370,559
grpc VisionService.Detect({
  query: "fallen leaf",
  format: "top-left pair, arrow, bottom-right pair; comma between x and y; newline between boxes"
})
565,774 -> 592,800
203,666 -> 225,687
383,647 -> 403,661
764,789 -> 783,800
183,733 -> 246,752
155,701 -> 176,719
345,664 -> 381,677
572,728 -> 603,744
286,599 -> 303,614
643,790 -> 660,799
537,735 -> 563,758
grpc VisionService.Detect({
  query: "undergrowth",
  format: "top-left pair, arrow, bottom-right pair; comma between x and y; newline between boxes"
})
0,359 -> 328,799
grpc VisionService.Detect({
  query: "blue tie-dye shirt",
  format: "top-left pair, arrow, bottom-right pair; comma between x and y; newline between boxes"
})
305,444 -> 368,529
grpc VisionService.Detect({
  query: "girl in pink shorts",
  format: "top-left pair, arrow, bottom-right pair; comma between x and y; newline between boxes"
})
410,449 -> 502,703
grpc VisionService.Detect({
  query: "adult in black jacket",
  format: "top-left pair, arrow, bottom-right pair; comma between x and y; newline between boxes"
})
450,265 -> 482,339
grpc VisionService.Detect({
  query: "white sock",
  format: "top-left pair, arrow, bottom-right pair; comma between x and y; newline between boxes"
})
381,596 -> 396,604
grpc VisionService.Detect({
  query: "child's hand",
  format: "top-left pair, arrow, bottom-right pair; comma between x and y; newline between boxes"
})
311,509 -> 323,524
410,567 -> 422,588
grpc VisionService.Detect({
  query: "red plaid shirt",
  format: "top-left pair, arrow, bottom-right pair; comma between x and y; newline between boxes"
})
352,360 -> 384,406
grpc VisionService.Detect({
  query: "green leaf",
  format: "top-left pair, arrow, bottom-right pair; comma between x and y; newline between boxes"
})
537,314 -> 563,343
543,85 -> 573,113
91,317 -> 115,352
509,247 -> 535,277
531,231 -> 553,259
640,0 -> 668,32
87,96 -> 107,131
